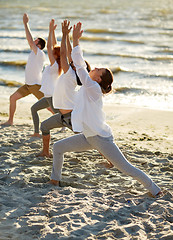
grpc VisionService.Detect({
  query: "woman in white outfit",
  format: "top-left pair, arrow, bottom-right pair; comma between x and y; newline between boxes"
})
37,20 -> 90,157
31,19 -> 63,137
49,22 -> 161,197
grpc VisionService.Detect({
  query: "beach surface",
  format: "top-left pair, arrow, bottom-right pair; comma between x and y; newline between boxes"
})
0,96 -> 173,240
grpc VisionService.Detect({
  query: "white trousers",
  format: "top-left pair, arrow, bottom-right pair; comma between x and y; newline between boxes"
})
51,133 -> 161,196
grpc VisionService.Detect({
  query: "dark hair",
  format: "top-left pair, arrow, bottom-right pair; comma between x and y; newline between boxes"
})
99,68 -> 113,94
53,46 -> 62,75
85,61 -> 91,73
75,60 -> 91,86
38,37 -> 46,50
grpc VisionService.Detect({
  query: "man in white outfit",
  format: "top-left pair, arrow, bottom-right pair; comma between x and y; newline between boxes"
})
2,13 -> 46,126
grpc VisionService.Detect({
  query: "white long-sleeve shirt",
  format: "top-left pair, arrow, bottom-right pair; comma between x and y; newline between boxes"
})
71,45 -> 112,138
40,61 -> 59,97
53,66 -> 77,110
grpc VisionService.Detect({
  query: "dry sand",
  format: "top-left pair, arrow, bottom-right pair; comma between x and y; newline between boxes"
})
0,96 -> 173,240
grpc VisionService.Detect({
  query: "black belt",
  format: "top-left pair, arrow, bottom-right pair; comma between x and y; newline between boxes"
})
60,112 -> 71,119
61,112 -> 72,127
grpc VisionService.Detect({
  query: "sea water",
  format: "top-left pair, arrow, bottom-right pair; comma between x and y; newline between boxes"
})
0,0 -> 173,110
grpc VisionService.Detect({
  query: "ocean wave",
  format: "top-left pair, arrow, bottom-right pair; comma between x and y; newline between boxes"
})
81,36 -> 114,42
0,4 -> 27,10
114,87 -> 148,94
120,39 -> 145,44
99,9 -> 118,14
109,66 -> 173,80
110,67 -> 125,74
141,73 -> 173,80
87,51 -> 173,61
0,60 -> 26,68
0,27 -> 47,32
81,35 -> 144,44
118,54 -> 173,61
85,29 -> 126,35
0,26 -> 19,30
0,49 -> 30,54
31,6 -> 51,12
0,78 -> 22,87
113,86 -> 173,100
0,36 -> 25,40
156,49 -> 173,55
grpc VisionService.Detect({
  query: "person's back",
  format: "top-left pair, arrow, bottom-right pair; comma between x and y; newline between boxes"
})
40,61 -> 60,98
25,47 -> 45,85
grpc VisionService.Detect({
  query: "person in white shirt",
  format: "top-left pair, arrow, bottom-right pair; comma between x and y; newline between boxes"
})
30,19 -> 63,138
37,20 -> 90,158
48,22 -> 161,198
2,13 -> 46,126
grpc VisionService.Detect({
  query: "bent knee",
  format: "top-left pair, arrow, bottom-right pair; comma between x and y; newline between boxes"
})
53,141 -> 64,154
31,104 -> 35,113
40,121 -> 50,135
10,92 -> 22,102
10,94 -> 17,102
31,103 -> 38,113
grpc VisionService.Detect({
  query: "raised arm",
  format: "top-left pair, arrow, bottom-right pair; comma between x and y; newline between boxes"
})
66,31 -> 72,63
23,13 -> 37,54
72,22 -> 100,92
73,22 -> 83,48
47,19 -> 57,66
52,21 -> 57,47
60,20 -> 72,73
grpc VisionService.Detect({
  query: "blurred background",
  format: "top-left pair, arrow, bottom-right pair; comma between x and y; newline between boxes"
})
0,0 -> 173,111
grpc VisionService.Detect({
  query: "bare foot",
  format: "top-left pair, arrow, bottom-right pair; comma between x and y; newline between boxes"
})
155,191 -> 165,198
30,133 -> 42,138
47,179 -> 59,186
36,151 -> 53,158
149,190 -> 165,198
100,161 -> 114,168
1,120 -> 13,126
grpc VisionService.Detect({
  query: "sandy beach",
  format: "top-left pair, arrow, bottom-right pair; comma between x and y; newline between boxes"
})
0,95 -> 173,240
